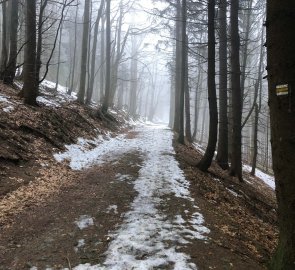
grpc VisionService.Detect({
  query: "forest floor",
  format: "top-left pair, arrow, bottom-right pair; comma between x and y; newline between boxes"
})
0,82 -> 278,270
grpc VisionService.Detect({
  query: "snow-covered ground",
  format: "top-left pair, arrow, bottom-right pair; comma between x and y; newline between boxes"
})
52,124 -> 210,270
192,143 -> 275,190
0,93 -> 16,112
243,164 -> 275,190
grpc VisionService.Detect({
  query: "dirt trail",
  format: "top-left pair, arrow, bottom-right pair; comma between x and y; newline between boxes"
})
0,126 -> 276,270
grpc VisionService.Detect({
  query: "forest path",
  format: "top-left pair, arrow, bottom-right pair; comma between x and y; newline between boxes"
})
0,125 -> 210,270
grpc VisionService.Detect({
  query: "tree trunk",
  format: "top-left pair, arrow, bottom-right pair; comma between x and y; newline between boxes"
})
184,35 -> 192,142
55,20 -> 63,92
267,2 -> 295,268
0,1 -> 8,79
101,0 -> 111,112
177,0 -> 186,144
216,0 -> 229,170
68,1 -> 78,95
3,0 -> 19,84
251,30 -> 265,175
23,0 -> 37,106
77,0 -> 90,104
229,0 -> 243,181
240,0 -> 253,108
173,0 -> 182,133
99,16 -> 105,103
86,0 -> 104,104
197,0 -> 218,170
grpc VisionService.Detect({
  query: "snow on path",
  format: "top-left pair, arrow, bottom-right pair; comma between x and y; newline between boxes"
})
54,125 -> 210,269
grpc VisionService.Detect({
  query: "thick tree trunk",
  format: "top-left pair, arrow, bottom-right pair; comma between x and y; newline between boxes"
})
23,0 -> 37,106
229,0 -> 243,181
197,0 -> 218,170
3,0 -> 19,84
173,0 -> 182,133
216,0 -> 229,170
267,2 -> 295,268
178,0 -> 186,144
77,0 -> 90,104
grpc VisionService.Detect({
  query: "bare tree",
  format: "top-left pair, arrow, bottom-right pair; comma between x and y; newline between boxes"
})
77,0 -> 91,103
229,0 -> 243,181
266,1 -> 295,268
216,0 -> 229,169
23,0 -> 37,105
101,0 -> 111,112
197,0 -> 218,170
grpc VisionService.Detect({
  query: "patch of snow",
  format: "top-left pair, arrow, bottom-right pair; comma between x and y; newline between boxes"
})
0,94 -> 15,112
193,143 -> 205,154
3,105 -> 14,112
59,126 -> 209,269
115,173 -> 132,182
243,164 -> 275,190
74,239 -> 86,252
213,177 -> 221,183
106,205 -> 118,214
226,188 -> 239,197
0,95 -> 9,102
37,96 -> 60,107
75,215 -> 94,230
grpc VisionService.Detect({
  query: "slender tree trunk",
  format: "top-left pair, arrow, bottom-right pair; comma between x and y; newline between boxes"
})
0,2 -> 8,79
102,0 -> 111,112
3,0 -> 19,84
69,1 -> 78,95
240,0 -> 253,108
216,0 -> 229,169
55,21 -> 63,92
251,31 -> 265,175
23,0 -> 37,106
197,0 -> 218,170
86,0 -> 104,104
129,43 -> 138,117
193,64 -> 203,140
77,0 -> 90,103
36,0 -> 48,85
100,16 -> 105,102
184,35 -> 192,142
229,0 -> 243,181
169,73 -> 175,128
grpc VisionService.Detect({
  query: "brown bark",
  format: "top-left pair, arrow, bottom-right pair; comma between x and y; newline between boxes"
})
173,0 -> 181,133
266,1 -> 295,268
216,0 -> 229,170
178,0 -> 186,144
197,0 -> 218,170
86,0 -> 104,104
229,0 -> 243,181
0,1 -> 8,79
77,0 -> 90,104
3,0 -> 19,84
23,0 -> 38,106
102,0 -> 111,113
